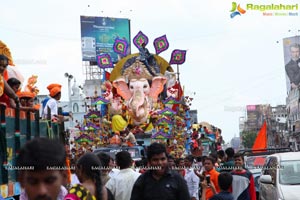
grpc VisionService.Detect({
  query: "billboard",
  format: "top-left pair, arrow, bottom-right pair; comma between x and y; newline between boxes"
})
246,104 -> 271,130
283,36 -> 300,93
80,16 -> 131,63
246,105 -> 259,129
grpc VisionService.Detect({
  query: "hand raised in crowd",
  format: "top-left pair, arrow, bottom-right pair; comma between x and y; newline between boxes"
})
201,179 -> 217,195
194,169 -> 204,180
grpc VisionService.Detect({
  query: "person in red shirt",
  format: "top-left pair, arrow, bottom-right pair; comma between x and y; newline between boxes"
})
192,128 -> 199,139
0,56 -> 19,107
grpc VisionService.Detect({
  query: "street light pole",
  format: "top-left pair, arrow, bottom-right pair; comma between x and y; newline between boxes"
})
64,73 -> 73,126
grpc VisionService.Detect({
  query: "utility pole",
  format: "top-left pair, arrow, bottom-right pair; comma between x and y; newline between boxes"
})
64,73 -> 74,127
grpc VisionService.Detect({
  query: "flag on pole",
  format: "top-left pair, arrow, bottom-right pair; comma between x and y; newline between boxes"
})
105,71 -> 111,80
169,49 -> 187,65
252,121 -> 267,152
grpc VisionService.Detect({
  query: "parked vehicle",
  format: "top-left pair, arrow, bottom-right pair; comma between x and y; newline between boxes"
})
93,145 -> 147,161
238,148 -> 291,200
259,152 -> 300,200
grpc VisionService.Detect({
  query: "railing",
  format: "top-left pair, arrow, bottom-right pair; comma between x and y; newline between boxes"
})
238,147 -> 292,156
0,104 -> 65,198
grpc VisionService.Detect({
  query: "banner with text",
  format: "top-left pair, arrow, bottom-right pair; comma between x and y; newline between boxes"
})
80,16 -> 131,63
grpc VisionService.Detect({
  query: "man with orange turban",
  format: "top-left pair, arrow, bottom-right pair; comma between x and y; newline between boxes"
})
17,91 -> 40,111
43,83 -> 67,122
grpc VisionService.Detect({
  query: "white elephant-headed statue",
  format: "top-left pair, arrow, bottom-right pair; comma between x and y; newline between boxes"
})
113,60 -> 167,125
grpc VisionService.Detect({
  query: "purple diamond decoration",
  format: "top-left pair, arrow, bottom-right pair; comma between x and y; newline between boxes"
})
113,38 -> 128,56
75,133 -> 94,143
169,49 -> 187,65
155,118 -> 173,126
151,131 -> 171,139
157,108 -> 176,116
153,35 -> 169,55
133,31 -> 149,49
97,53 -> 113,69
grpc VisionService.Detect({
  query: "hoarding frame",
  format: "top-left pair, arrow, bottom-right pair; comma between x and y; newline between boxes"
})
80,16 -> 131,63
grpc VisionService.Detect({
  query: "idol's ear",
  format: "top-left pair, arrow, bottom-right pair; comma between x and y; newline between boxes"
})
113,77 -> 132,101
149,76 -> 167,102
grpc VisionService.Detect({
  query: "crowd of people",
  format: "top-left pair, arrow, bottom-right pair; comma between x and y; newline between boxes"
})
0,52 -> 256,200
14,137 -> 256,200
0,54 -> 73,123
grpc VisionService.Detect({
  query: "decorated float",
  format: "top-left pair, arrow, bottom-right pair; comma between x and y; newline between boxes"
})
0,36 -> 223,198
190,121 -> 223,157
0,41 -> 54,198
72,31 -> 195,159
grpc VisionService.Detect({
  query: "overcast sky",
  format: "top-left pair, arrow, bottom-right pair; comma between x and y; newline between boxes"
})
1,0 -> 300,143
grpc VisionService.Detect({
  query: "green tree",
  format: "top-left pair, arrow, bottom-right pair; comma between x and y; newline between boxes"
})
242,130 -> 257,148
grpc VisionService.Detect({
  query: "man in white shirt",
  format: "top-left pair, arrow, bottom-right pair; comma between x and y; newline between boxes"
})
43,83 -> 71,122
184,155 -> 200,200
123,124 -> 137,146
106,151 -> 140,200
108,156 -> 120,178
43,83 -> 62,120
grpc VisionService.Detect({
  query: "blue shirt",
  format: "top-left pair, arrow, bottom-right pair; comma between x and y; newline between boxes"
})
209,191 -> 234,200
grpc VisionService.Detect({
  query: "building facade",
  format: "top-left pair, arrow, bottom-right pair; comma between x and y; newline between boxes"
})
286,88 -> 300,151
239,104 -> 288,149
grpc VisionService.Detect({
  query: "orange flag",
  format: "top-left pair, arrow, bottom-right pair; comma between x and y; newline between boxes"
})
252,121 -> 267,151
